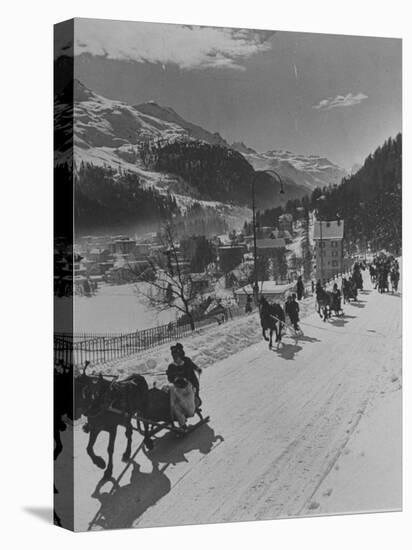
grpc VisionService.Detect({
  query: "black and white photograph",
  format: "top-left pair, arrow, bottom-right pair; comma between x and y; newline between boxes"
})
52,16 -> 403,533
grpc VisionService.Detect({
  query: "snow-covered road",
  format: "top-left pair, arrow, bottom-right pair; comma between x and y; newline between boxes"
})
59,276 -> 401,531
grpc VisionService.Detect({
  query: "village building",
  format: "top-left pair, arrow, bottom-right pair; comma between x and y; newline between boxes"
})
278,213 -> 294,234
256,226 -> 274,239
190,273 -> 211,294
133,243 -> 151,259
109,237 -> 136,255
255,238 -> 286,258
313,219 -> 345,281
218,245 -> 245,273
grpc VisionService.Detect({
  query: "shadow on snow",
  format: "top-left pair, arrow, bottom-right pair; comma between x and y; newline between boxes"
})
88,423 -> 224,531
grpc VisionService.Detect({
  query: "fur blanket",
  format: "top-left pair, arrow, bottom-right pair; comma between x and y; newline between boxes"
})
169,382 -> 196,426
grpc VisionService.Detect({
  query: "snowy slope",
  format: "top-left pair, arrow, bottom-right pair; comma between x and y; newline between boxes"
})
55,274 -> 402,530
55,80 -> 227,173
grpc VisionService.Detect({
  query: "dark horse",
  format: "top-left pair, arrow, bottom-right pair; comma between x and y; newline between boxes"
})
259,295 -> 285,349
54,360 -> 81,526
316,287 -> 333,321
74,363 -> 149,479
54,361 -> 75,462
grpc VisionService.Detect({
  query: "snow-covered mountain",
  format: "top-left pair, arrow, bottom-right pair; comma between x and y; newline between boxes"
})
55,79 -> 227,172
55,80 -> 346,196
231,144 -> 347,192
54,80 -> 346,235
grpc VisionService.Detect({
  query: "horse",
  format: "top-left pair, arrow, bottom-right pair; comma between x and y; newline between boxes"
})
74,363 -> 149,479
54,360 -> 78,526
259,295 -> 285,349
316,287 -> 333,321
54,361 -> 75,462
390,269 -> 399,293
329,290 -> 344,317
378,270 -> 389,293
352,269 -> 363,290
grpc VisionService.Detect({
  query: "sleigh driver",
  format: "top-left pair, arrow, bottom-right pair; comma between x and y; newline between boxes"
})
167,344 -> 203,427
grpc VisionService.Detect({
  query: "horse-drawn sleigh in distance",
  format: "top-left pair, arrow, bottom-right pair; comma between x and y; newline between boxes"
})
68,347 -> 209,480
259,294 -> 304,350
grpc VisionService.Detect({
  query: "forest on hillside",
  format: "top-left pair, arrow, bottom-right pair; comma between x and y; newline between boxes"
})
73,163 -> 179,234
139,140 -> 255,204
55,162 -> 229,237
252,134 -> 402,255
313,133 -> 402,254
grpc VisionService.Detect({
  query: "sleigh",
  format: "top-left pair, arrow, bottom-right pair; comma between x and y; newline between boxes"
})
130,383 -> 210,450
133,409 -> 210,450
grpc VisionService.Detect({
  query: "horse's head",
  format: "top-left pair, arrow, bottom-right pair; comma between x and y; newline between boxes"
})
259,295 -> 269,310
74,362 -> 107,419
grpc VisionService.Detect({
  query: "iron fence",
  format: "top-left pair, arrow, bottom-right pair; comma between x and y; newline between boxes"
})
54,306 -> 243,367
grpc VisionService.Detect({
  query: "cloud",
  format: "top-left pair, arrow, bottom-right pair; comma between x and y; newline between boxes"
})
57,19 -> 274,71
312,93 -> 368,111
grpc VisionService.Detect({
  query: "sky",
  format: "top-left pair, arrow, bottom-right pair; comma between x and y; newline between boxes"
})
64,18 -> 401,170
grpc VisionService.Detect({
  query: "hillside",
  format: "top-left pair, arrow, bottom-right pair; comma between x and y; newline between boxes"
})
312,133 -> 402,253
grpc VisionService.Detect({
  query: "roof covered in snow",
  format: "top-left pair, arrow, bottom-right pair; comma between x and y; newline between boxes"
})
235,281 -> 294,295
256,238 -> 286,249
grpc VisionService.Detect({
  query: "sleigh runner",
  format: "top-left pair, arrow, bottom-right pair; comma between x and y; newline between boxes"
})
134,411 -> 210,449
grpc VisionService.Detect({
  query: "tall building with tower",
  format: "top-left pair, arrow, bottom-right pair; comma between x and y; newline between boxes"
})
313,219 -> 344,281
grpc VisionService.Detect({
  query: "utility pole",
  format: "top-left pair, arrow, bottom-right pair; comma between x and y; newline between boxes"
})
319,218 -> 324,285
251,170 -> 285,304
316,195 -> 326,285
251,175 -> 259,303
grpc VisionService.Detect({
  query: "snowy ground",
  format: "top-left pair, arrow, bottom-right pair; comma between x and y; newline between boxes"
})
55,274 -> 402,531
73,283 -> 178,333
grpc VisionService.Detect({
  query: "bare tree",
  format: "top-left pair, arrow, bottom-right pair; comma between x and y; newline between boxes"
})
128,223 -> 208,331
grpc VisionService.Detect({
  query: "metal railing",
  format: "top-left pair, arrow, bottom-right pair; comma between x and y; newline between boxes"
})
54,305 -> 243,367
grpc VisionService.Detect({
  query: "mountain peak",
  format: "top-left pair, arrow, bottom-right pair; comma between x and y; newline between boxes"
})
134,102 -> 229,147
231,141 -> 257,155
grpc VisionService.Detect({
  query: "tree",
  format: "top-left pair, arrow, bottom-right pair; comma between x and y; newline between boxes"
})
128,223 -> 209,331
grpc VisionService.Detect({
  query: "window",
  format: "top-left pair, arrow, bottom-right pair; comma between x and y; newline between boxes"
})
331,241 -> 338,247
332,251 -> 338,257
332,260 -> 338,267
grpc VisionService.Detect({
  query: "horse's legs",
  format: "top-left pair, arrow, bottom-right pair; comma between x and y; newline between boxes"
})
268,328 -> 273,349
143,422 -> 154,451
86,427 -> 106,470
276,324 -> 282,348
104,426 -> 117,479
122,420 -> 133,462
262,328 -> 269,342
